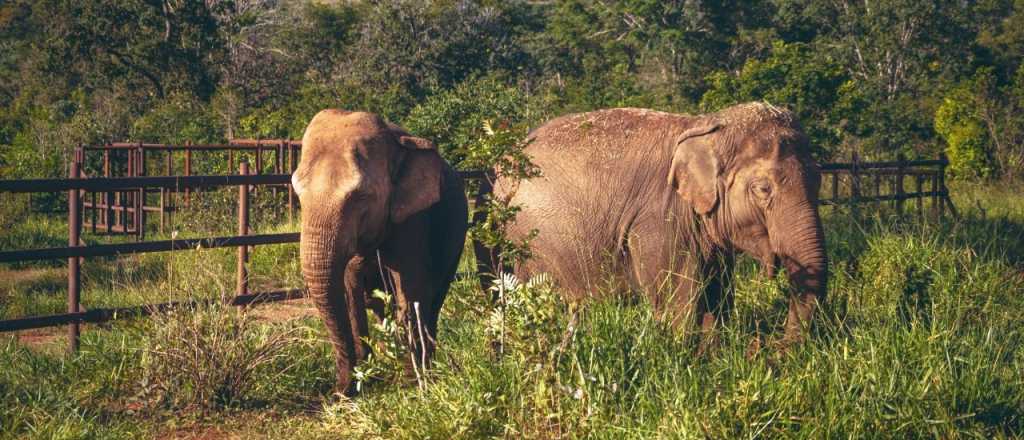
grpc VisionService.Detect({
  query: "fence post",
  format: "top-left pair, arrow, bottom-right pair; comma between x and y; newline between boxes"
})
137,143 -> 145,241
104,149 -> 112,234
915,174 -> 924,222
831,171 -> 838,204
873,165 -> 881,212
237,162 -> 250,297
287,143 -> 296,224
184,142 -> 192,207
275,140 -> 284,218
126,148 -> 134,235
255,140 -> 263,199
277,141 -> 285,174
161,148 -> 170,234
850,152 -> 861,217
937,153 -> 948,219
895,153 -> 905,215
67,148 -> 83,353
85,145 -> 97,234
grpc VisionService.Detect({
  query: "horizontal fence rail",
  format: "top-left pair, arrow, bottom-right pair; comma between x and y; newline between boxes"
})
0,232 -> 300,262
0,140 -> 953,352
0,174 -> 292,193
0,171 -> 487,193
85,140 -> 302,150
0,289 -> 305,333
820,159 -> 947,170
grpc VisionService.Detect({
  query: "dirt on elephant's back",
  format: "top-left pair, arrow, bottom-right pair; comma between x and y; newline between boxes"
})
528,107 -> 688,154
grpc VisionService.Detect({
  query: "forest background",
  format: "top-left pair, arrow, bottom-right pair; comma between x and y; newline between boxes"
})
2,0 -> 1024,181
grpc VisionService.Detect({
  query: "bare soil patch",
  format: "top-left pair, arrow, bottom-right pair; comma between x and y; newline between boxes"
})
247,298 -> 317,323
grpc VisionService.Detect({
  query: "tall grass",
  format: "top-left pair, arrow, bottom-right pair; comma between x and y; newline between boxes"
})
1,184 -> 1023,438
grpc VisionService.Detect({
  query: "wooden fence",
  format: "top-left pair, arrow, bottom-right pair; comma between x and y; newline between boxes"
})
0,146 -> 953,352
818,153 -> 957,219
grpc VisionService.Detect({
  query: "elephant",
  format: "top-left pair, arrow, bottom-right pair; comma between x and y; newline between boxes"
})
486,102 -> 827,345
293,109 -> 468,395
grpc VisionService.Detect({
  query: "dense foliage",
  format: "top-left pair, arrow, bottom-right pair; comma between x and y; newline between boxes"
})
2,0 -> 1024,179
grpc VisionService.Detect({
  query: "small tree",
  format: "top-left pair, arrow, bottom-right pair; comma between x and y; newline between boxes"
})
934,73 -> 998,180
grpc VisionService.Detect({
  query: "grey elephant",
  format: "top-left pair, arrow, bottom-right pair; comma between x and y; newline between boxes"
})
487,103 -> 827,344
293,110 -> 468,395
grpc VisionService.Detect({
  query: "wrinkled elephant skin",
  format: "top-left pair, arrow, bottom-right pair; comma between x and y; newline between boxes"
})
491,103 -> 827,344
294,110 -> 468,395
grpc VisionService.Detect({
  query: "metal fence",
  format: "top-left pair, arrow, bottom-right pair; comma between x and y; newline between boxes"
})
0,145 -> 484,352
0,143 -> 954,352
75,139 -> 302,239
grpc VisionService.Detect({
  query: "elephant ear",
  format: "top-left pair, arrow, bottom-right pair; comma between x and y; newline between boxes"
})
391,136 -> 443,224
668,123 -> 722,215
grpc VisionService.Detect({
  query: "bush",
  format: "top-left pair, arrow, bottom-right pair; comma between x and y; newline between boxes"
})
403,75 -> 530,166
935,77 -> 997,180
129,92 -> 223,144
136,302 -> 304,412
238,82 -> 415,141
700,41 -> 847,158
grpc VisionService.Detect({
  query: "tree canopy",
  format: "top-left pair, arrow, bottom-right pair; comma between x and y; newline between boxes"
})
2,0 -> 1023,179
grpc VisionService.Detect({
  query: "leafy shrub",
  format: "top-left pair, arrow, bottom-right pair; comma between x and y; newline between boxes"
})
129,92 -> 223,144
700,41 -> 847,157
352,289 -> 407,393
935,76 -> 997,180
238,82 -> 415,141
403,75 -> 530,166
486,273 -> 564,360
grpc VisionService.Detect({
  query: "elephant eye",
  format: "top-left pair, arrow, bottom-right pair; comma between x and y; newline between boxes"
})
751,179 -> 772,200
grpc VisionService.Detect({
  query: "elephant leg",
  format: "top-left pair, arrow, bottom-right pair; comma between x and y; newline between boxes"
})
694,253 -> 734,355
343,256 -> 382,365
379,215 -> 440,375
430,174 -> 469,331
310,262 -> 362,396
696,253 -> 735,331
625,217 -> 702,332
389,264 -> 437,375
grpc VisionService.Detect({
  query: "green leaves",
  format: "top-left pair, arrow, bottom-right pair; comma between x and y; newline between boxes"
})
404,75 -> 531,167
934,73 -> 998,180
700,41 -> 846,158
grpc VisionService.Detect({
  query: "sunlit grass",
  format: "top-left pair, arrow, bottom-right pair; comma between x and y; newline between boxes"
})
2,184 -> 1023,438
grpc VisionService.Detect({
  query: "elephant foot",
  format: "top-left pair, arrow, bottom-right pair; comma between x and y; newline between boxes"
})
339,377 -> 359,398
744,334 -> 763,360
694,312 -> 721,358
695,331 -> 719,358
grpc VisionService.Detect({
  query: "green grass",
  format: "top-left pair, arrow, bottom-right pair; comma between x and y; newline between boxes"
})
1,183 -> 1023,438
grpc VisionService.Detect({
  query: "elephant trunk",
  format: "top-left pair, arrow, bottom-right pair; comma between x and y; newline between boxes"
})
300,200 -> 362,394
772,199 -> 828,339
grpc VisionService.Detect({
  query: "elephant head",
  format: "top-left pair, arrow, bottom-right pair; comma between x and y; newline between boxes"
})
292,110 -> 447,393
669,103 -> 827,340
